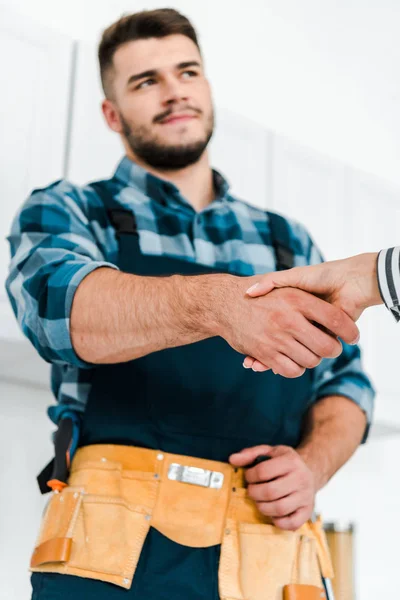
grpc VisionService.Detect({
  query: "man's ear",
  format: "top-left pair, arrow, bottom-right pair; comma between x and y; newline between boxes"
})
102,99 -> 123,133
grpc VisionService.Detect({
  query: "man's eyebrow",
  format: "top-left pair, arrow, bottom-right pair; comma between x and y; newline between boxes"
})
126,61 -> 201,87
177,61 -> 201,70
126,69 -> 157,86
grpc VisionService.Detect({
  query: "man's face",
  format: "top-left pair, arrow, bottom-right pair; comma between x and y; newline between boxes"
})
104,34 -> 214,170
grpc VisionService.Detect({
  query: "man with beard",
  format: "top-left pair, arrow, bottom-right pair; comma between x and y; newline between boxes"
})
7,9 -> 374,600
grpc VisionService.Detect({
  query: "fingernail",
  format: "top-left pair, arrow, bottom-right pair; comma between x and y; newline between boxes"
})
243,361 -> 251,369
246,283 -> 259,295
350,334 -> 360,345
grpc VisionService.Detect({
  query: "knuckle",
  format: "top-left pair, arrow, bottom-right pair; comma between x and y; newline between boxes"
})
264,482 -> 278,501
274,308 -> 297,331
252,340 -> 270,363
288,364 -> 306,378
275,357 -> 303,379
258,464 -> 271,481
298,472 -> 311,489
276,500 -> 291,517
258,503 -> 270,516
248,485 -> 259,500
260,488 -> 273,502
276,445 -> 290,454
330,314 -> 344,331
306,355 -> 322,369
319,337 -> 339,357
288,517 -> 301,531
274,311 -> 290,330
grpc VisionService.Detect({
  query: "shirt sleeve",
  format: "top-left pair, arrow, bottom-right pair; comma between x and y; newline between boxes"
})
5,180 -> 119,367
377,247 -> 400,322
290,220 -> 376,442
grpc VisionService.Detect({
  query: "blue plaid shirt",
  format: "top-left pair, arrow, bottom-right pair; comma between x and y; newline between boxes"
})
6,156 -> 375,434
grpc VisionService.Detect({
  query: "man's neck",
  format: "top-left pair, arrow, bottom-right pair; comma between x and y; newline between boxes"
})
127,150 -> 215,212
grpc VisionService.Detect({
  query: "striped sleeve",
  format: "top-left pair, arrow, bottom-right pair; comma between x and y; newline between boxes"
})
377,247 -> 400,322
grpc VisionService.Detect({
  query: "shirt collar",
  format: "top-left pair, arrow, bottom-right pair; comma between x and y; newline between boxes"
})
113,156 -> 232,206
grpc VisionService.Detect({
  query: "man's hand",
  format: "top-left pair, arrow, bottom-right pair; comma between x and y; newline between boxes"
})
229,445 -> 317,531
216,277 -> 359,378
242,253 -> 381,372
246,253 -> 382,321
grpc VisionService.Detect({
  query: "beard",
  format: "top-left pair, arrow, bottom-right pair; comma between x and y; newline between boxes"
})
119,109 -> 214,171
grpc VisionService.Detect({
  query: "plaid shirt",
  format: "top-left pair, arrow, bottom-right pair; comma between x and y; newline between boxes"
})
6,156 -> 375,434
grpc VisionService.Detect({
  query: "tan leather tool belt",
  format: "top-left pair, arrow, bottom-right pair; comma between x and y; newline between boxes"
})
30,444 -> 333,599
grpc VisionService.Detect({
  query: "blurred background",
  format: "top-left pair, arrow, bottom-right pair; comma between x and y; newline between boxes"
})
1,1 -> 399,598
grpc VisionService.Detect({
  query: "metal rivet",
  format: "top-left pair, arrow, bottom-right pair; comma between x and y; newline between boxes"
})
73,492 -> 79,498
59,496 -> 64,502
154,473 -> 159,479
101,457 -> 107,462
123,578 -> 129,585
225,529 -> 231,535
157,453 -> 164,461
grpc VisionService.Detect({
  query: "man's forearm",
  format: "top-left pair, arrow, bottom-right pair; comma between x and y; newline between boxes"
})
70,267 -> 228,364
296,395 -> 367,490
69,266 -> 360,373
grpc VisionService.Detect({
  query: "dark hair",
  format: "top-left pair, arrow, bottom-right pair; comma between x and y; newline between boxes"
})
98,8 -> 201,99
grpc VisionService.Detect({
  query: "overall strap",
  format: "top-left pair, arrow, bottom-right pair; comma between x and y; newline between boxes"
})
266,211 -> 295,271
92,181 -> 295,271
90,181 -> 138,237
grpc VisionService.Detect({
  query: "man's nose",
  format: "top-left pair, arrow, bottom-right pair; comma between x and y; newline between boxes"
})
160,76 -> 189,105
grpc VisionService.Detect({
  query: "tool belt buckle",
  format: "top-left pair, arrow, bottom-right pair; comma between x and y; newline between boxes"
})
168,462 -> 224,489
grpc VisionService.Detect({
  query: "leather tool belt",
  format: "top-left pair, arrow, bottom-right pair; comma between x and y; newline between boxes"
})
30,444 -> 334,599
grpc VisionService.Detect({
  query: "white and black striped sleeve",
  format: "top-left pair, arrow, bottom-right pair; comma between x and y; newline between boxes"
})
377,247 -> 400,322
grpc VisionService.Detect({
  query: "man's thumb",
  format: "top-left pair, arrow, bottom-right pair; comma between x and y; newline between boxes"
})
246,272 -> 291,297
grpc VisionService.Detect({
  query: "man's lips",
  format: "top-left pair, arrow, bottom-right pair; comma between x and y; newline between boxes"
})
159,114 -> 197,125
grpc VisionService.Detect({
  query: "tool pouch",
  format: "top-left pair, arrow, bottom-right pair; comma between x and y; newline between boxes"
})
30,457 -> 158,589
30,446 -> 333,596
219,520 -> 330,600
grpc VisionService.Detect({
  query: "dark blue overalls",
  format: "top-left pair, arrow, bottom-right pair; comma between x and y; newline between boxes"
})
32,185 -> 315,600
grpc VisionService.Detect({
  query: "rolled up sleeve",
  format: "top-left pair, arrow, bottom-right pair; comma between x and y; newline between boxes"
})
5,181 -> 118,367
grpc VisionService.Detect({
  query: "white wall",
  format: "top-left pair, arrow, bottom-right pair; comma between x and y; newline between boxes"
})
0,380 -> 53,600
1,0 -> 400,187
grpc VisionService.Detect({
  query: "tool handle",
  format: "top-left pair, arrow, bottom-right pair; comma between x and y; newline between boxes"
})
247,454 -> 272,469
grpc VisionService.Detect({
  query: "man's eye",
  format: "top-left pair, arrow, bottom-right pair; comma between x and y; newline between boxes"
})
182,70 -> 198,79
137,79 -> 155,90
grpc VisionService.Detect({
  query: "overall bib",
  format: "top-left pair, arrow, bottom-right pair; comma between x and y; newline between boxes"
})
31,186 -> 319,600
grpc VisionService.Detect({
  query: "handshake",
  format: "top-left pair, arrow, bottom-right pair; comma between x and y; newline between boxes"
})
237,252 -> 383,376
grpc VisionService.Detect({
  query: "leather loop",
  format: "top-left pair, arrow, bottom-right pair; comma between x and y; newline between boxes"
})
283,584 -> 326,599
30,537 -> 72,568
